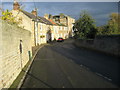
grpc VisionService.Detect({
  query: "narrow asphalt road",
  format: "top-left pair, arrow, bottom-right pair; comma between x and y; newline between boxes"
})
21,39 -> 119,88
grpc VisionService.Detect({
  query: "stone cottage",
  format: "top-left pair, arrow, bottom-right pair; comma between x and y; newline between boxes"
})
11,1 -> 75,46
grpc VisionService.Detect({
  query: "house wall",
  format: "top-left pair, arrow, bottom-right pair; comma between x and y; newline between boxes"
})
0,20 -> 32,89
53,25 -> 59,40
50,25 -> 56,41
51,25 -> 69,40
38,23 -> 48,44
11,10 -> 75,46
49,25 -> 54,41
67,17 -> 75,37
58,26 -> 68,39
51,15 -> 75,39
11,10 -> 33,32
11,10 -> 35,46
31,21 -> 36,46
60,17 -> 67,26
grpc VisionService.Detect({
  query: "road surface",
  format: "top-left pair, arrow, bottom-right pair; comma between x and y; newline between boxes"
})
21,39 -> 119,88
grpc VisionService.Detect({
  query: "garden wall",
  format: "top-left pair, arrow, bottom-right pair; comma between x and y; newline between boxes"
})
0,20 -> 32,89
74,35 -> 120,57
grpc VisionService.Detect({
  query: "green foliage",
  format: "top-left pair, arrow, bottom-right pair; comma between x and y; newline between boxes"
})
74,11 -> 97,39
97,25 -> 110,35
97,13 -> 120,35
108,13 -> 120,34
2,9 -> 17,24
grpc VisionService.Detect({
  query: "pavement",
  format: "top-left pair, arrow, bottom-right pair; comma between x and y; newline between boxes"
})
21,39 -> 119,88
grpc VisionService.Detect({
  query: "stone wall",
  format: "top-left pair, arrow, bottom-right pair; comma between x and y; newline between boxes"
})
94,35 -> 120,56
0,20 -> 2,89
0,20 -> 32,89
74,35 -> 120,57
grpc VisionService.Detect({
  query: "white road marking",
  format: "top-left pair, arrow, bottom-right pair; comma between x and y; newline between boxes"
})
96,72 -> 112,81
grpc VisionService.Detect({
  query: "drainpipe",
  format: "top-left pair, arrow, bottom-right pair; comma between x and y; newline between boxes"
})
19,40 -> 22,70
33,20 -> 36,46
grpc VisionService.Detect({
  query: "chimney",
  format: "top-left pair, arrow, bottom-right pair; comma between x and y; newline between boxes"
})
13,0 -> 20,10
49,14 -> 53,19
31,9 -> 37,16
44,14 -> 49,19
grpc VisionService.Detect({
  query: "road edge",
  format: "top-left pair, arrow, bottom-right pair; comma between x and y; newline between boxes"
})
17,45 -> 44,89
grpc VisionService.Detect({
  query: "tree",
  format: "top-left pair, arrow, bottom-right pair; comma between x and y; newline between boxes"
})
74,11 -> 97,39
97,13 -> 120,35
97,25 -> 110,35
2,9 -> 16,24
108,13 -> 120,34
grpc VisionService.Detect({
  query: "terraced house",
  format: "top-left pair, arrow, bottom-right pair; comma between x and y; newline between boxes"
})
11,1 -> 75,46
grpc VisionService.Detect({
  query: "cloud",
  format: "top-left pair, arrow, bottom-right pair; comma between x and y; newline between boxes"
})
2,2 -> 118,26
1,0 -> 120,2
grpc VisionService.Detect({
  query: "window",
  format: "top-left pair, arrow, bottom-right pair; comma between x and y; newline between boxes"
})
40,23 -> 42,31
60,26 -> 62,30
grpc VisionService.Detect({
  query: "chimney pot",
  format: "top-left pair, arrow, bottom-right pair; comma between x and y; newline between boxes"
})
31,10 -> 37,16
13,1 -> 20,10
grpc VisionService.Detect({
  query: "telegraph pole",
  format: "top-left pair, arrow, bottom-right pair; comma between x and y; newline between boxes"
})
35,8 -> 39,46
33,0 -> 39,46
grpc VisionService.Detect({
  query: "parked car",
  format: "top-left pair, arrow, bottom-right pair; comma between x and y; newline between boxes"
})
57,37 -> 64,42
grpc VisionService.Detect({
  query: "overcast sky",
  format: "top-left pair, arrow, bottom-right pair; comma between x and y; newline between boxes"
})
1,1 -> 119,26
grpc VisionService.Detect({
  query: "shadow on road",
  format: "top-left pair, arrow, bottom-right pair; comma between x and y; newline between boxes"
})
21,70 -> 53,88
48,39 -> 120,87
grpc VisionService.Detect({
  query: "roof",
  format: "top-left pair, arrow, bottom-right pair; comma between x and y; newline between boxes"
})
38,16 -> 53,25
53,14 -> 68,18
48,19 -> 57,25
21,10 -> 38,21
53,14 -> 74,19
20,10 -> 52,25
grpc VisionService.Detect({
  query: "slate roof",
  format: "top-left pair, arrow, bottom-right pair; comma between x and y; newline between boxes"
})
38,16 -> 53,25
20,10 -> 53,25
21,10 -> 37,21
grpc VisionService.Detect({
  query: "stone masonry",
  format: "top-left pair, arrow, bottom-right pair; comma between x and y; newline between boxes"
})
0,20 -> 32,89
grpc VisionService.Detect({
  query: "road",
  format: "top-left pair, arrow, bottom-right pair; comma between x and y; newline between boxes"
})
21,39 -> 119,88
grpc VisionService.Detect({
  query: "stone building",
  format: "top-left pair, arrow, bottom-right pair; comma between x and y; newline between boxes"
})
44,13 -> 75,38
11,1 -> 53,46
11,1 -> 75,46
0,1 -> 75,89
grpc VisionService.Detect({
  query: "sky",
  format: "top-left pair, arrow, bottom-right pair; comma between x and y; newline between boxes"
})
1,1 -> 119,26
1,0 -> 120,2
